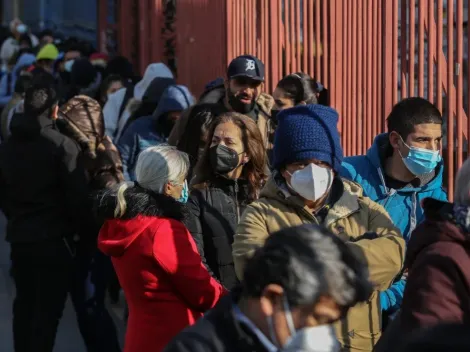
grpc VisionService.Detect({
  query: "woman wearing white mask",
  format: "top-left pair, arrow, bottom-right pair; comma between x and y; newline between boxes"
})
165,224 -> 373,352
232,105 -> 406,352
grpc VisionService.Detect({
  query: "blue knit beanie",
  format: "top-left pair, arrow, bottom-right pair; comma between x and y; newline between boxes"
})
272,104 -> 343,172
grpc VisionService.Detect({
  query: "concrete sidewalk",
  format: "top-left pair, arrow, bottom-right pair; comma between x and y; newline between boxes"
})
0,212 -> 126,351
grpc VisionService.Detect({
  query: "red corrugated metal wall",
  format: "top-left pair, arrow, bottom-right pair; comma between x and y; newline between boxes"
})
101,0 -> 470,199
175,0 -> 227,97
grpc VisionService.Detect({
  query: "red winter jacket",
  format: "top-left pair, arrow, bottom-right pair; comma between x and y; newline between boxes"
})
97,186 -> 226,352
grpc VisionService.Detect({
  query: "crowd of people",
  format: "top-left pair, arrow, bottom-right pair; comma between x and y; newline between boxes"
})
0,17 -> 468,352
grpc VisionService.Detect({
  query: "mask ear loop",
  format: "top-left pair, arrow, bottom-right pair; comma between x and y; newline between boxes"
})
283,295 -> 297,336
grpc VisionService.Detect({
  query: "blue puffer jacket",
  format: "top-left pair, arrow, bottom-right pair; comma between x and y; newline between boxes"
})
117,85 -> 194,181
341,133 -> 447,312
0,53 -> 36,107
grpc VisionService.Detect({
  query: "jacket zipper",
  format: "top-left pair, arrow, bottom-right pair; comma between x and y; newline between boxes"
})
234,179 -> 240,220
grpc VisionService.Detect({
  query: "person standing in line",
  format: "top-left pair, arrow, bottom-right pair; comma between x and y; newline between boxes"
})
103,62 -> 174,143
168,55 -> 275,154
341,98 -> 446,317
232,104 -> 406,351
164,224 -> 373,352
0,73 -> 93,352
97,145 -> 227,352
118,85 -> 194,181
186,112 -> 268,290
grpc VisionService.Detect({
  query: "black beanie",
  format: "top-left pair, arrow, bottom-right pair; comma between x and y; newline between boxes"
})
71,58 -> 97,88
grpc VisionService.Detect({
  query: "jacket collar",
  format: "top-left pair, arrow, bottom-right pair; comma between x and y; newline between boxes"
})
265,173 -> 362,225
95,184 -> 187,221
366,133 -> 444,194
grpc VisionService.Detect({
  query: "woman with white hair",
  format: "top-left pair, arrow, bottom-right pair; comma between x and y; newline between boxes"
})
375,157 -> 470,352
97,145 -> 226,352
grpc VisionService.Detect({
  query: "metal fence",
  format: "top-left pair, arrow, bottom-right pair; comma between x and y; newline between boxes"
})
103,0 -> 470,199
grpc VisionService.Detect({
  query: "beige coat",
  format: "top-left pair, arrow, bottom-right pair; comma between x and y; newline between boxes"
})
233,176 -> 406,351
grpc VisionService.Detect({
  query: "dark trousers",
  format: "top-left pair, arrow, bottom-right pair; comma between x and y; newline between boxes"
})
11,240 -> 121,352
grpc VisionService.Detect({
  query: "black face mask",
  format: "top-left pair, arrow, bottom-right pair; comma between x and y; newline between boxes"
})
227,89 -> 256,114
210,144 -> 241,174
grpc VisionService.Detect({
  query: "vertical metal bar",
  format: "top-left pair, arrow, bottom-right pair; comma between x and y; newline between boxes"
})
366,0 -> 372,146
227,0 -> 233,62
447,0 -> 455,198
456,0 -> 463,169
418,0 -> 425,97
436,0 -> 443,113
383,0 -> 395,128
377,0 -> 384,133
308,0 -> 315,76
315,0 -> 321,81
290,0 -> 296,73
409,0 -> 416,97
329,0 -> 336,108
303,0 -> 308,72
285,0 -> 291,74
269,0 -> 280,93
427,0 -> 434,101
357,0 -> 363,154
371,0 -> 378,143
295,0 -> 301,72
392,0 -> 399,105
468,1 -> 470,156
347,0 -> 353,155
401,0 -> 408,99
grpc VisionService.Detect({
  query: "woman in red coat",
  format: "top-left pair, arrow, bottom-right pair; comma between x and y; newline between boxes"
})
97,144 -> 226,352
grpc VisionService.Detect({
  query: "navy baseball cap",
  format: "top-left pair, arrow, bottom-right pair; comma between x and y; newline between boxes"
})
227,55 -> 265,82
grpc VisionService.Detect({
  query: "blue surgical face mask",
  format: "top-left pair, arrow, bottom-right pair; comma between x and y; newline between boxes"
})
64,59 -> 75,73
16,24 -> 27,34
177,180 -> 189,203
399,137 -> 441,176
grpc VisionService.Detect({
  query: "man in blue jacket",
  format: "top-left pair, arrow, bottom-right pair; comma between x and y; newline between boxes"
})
341,97 -> 447,316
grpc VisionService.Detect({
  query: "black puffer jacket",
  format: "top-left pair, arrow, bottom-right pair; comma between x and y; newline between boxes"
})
186,177 -> 251,290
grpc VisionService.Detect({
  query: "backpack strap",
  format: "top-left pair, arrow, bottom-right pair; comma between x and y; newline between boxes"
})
113,86 -> 134,140
6,72 -> 12,96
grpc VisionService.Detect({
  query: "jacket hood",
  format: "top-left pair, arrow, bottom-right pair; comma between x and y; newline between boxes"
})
14,53 -> 35,75
142,77 -> 176,104
58,95 -> 104,159
366,133 -> 444,193
260,173 -> 364,226
152,85 -> 194,121
9,111 -> 53,138
405,198 -> 470,269
133,63 -> 174,100
96,185 -> 187,257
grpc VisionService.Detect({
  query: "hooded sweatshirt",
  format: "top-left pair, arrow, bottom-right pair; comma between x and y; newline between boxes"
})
0,53 -> 35,106
117,85 -> 194,181
103,62 -> 173,142
341,133 -> 447,313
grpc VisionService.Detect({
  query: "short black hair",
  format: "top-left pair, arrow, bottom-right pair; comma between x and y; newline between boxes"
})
24,73 -> 58,116
242,224 -> 372,308
39,29 -> 54,39
387,97 -> 443,139
14,75 -> 33,94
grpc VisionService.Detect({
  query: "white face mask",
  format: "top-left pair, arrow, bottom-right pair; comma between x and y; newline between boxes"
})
64,59 -> 75,73
267,296 -> 340,352
287,163 -> 333,202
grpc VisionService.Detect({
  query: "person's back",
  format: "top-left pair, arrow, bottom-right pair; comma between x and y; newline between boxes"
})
0,73 -> 92,352
0,75 -> 89,242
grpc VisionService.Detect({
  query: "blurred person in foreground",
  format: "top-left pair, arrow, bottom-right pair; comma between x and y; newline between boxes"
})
164,224 -> 373,352
0,73 -> 93,351
97,145 -> 226,352
232,105 -> 406,351
374,157 -> 470,351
